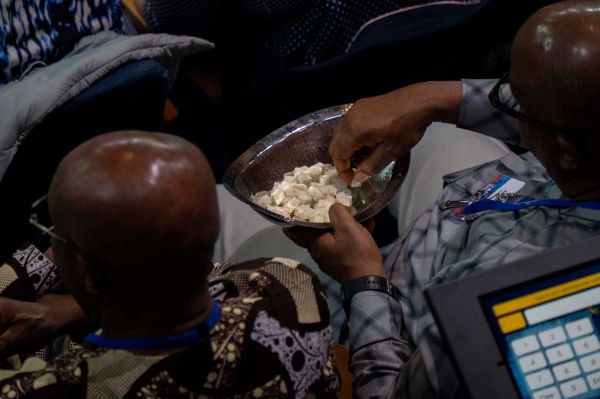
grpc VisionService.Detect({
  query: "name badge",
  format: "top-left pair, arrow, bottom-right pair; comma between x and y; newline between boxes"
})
444,175 -> 527,221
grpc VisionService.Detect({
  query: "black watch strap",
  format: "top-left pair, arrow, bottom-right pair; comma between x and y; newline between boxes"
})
340,275 -> 399,319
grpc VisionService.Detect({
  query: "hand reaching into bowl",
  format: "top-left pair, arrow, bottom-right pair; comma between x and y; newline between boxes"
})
224,104 -> 408,228
329,81 -> 462,185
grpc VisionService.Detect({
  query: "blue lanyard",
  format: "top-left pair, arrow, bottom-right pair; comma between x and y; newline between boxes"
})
463,198 -> 600,216
84,299 -> 221,350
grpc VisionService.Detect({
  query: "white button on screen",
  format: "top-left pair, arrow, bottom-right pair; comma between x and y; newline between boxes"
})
527,369 -> 555,390
559,378 -> 588,398
553,360 -> 582,382
532,386 -> 562,399
520,352 -> 548,373
513,335 -> 541,356
566,318 -> 593,339
546,343 -> 574,365
539,327 -> 568,348
579,351 -> 600,373
587,371 -> 600,390
572,335 -> 600,356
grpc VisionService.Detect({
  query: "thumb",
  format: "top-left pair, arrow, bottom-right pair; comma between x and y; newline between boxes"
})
328,204 -> 356,233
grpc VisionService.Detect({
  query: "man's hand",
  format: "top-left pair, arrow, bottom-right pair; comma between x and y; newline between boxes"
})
284,204 -> 385,283
330,81 -> 462,184
0,294 -> 86,357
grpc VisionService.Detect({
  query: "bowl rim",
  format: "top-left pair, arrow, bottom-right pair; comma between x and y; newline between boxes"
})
223,104 -> 409,229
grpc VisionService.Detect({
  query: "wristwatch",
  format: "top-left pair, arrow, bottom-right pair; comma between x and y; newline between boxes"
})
340,275 -> 400,319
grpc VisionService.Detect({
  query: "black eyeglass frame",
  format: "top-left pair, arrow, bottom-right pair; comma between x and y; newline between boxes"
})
488,72 -> 577,138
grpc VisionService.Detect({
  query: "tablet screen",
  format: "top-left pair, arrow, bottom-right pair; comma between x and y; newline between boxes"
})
481,262 -> 600,399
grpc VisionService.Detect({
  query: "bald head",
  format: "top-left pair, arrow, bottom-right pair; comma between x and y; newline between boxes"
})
48,131 -> 219,309
508,1 -> 600,200
511,0 -> 600,131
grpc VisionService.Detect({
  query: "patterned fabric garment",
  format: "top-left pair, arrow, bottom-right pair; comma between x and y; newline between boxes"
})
268,0 -> 479,66
0,0 -> 124,84
142,0 -> 310,37
143,0 -> 218,37
346,79 -> 600,398
0,243 -> 62,300
141,0 -> 479,66
0,257 -> 339,398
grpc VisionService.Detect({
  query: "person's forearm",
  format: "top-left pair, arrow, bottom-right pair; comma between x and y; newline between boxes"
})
422,79 -> 522,146
0,295 -> 89,357
417,81 -> 462,125
38,294 -> 88,334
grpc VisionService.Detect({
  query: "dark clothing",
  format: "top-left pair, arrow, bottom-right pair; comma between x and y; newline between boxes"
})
142,0 -> 478,66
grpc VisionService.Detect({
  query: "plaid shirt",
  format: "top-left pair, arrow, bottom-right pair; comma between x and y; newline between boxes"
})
348,79 -> 600,398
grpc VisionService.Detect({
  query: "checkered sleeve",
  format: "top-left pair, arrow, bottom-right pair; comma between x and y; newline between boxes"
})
348,291 -> 415,398
458,79 -> 522,146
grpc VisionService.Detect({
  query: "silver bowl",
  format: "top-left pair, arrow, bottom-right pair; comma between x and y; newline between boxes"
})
223,104 -> 409,228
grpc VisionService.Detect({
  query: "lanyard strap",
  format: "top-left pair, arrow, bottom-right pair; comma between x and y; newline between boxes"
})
463,198 -> 600,215
84,299 -> 221,349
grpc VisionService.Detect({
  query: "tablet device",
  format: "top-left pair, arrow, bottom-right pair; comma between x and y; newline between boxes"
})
425,236 -> 600,399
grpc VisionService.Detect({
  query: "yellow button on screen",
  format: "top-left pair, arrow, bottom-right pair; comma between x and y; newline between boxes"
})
498,312 -> 527,334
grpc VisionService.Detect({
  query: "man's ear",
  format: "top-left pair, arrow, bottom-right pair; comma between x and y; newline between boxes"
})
556,134 -> 579,171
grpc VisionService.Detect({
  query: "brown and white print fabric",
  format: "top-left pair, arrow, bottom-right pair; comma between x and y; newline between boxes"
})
0,257 -> 339,398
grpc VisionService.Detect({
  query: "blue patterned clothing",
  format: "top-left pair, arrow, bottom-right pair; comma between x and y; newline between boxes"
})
0,0 -> 124,84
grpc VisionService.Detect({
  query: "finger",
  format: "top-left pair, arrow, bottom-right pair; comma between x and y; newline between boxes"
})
330,152 -> 353,186
329,121 -> 363,185
313,232 -> 336,254
289,230 -> 336,270
337,169 -> 354,186
330,118 -> 363,162
309,232 -> 337,268
283,227 -> 327,249
328,204 -> 360,234
355,144 -> 397,177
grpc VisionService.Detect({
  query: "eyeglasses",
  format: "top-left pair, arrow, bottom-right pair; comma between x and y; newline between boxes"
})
488,72 -> 576,137
29,195 -> 110,268
30,194 -> 91,255
29,194 -> 69,244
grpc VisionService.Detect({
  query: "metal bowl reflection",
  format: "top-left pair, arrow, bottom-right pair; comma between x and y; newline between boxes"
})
223,104 -> 409,228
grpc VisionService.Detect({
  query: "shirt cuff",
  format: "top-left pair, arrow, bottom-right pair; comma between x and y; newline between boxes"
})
348,290 -> 402,353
